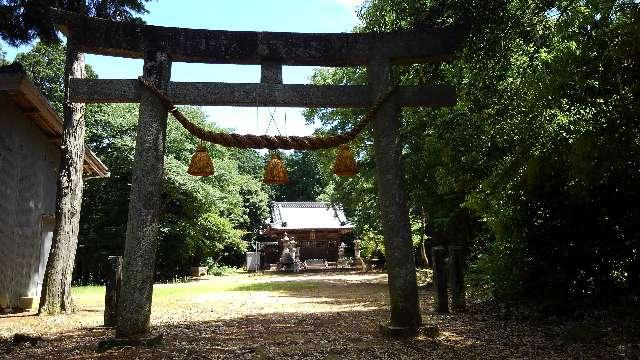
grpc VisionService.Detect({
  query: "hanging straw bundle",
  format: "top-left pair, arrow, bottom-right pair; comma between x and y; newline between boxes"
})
263,152 -> 288,184
187,143 -> 214,176
332,144 -> 358,176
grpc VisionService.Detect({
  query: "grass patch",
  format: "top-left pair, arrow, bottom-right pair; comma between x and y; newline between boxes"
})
71,285 -> 105,303
70,275 -> 319,307
231,281 -> 317,292
71,285 -> 104,297
153,278 -> 318,299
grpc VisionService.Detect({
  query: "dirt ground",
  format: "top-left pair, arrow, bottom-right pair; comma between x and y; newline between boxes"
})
0,272 -> 637,359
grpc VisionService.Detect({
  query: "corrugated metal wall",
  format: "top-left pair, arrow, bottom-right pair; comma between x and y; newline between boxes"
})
0,95 -> 58,308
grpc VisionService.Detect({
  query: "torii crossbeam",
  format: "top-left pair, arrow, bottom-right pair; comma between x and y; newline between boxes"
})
53,8 -> 462,338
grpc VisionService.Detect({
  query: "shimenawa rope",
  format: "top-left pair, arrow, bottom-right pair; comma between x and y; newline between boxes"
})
137,76 -> 396,150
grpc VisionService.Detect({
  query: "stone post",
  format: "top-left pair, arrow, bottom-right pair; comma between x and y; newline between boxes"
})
432,246 -> 449,313
116,48 -> 171,338
104,256 -> 122,326
449,245 -> 466,311
369,57 -> 421,332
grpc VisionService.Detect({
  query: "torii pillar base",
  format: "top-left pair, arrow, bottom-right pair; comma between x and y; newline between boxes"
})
378,323 -> 421,338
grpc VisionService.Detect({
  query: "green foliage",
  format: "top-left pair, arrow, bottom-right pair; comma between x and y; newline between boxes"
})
358,231 -> 384,260
308,0 -> 640,305
271,150 -> 331,202
14,42 -> 100,116
0,0 -> 150,46
14,42 -> 66,114
206,263 -> 241,277
15,41 -> 270,283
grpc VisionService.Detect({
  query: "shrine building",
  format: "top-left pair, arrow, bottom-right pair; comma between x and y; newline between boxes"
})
263,202 -> 353,262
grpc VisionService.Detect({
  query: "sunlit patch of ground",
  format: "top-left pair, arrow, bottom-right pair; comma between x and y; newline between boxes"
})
0,272 -> 636,359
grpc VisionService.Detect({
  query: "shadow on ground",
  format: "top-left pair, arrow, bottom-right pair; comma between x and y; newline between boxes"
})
1,273 -> 638,359
1,309 -> 479,360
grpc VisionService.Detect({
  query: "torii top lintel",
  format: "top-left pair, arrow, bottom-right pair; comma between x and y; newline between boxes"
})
53,9 -> 463,66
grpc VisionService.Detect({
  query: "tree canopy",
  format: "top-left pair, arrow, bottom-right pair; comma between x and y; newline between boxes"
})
308,0 -> 640,306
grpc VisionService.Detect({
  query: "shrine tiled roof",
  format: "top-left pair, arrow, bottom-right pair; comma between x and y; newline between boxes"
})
268,202 -> 352,230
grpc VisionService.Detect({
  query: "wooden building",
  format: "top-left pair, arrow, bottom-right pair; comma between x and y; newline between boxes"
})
0,64 -> 109,310
263,202 -> 353,262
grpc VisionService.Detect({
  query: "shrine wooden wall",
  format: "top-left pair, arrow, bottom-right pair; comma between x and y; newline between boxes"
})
265,229 -> 348,262
0,95 -> 58,308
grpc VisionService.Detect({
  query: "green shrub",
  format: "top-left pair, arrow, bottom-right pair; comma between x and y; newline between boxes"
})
207,264 -> 241,276
467,235 -> 525,301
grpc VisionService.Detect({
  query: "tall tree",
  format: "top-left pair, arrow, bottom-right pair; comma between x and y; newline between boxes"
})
0,0 -> 150,314
38,25 -> 87,315
311,0 -> 640,305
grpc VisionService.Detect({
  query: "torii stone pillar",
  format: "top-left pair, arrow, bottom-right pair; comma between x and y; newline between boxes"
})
116,48 -> 172,338
369,57 -> 421,332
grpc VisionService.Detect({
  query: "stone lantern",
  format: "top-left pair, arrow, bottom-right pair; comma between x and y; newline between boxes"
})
353,239 -> 365,271
354,239 -> 362,259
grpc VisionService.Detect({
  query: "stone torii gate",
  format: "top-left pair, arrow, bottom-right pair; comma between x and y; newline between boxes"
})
54,10 -> 461,338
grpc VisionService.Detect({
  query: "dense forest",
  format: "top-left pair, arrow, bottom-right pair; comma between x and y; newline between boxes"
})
307,0 -> 640,307
4,0 -> 639,310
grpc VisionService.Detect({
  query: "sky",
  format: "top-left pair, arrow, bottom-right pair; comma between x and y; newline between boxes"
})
2,0 -> 363,135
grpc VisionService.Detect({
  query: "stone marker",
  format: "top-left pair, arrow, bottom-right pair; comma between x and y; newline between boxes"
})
432,246 -> 448,313
104,256 -> 122,326
449,245 -> 466,311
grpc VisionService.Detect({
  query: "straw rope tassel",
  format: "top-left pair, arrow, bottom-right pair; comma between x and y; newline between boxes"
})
333,144 -> 358,176
263,152 -> 288,184
187,142 -> 214,176
137,76 -> 396,179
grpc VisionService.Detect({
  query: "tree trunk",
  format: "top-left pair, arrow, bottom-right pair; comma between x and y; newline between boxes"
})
38,38 -> 86,315
419,240 -> 429,268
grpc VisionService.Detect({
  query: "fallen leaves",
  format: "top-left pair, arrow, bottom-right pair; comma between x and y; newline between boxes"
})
0,272 -> 637,359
